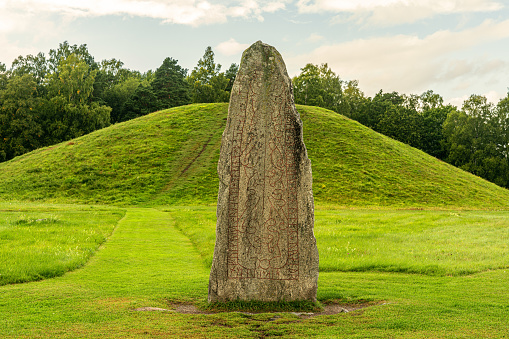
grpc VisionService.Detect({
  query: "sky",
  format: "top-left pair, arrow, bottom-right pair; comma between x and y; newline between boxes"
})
1,0 -> 509,107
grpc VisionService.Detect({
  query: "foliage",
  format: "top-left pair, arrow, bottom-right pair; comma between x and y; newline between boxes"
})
368,90 -> 453,159
0,74 -> 44,161
191,46 -> 221,84
339,79 -> 366,119
497,94 -> 509,159
187,46 -> 236,103
2,41 -> 509,192
443,94 -> 509,188
224,63 -> 239,93
0,62 -> 7,90
120,83 -> 158,122
47,54 -> 96,105
95,63 -> 153,124
91,58 -> 127,104
102,76 -> 142,123
44,53 -> 111,143
1,42 -> 194,162
292,64 -> 509,189
102,57 -> 191,123
150,57 -> 191,110
293,63 -> 343,112
10,52 -> 49,85
350,90 -> 508,188
48,41 -> 98,74
0,43 -> 112,162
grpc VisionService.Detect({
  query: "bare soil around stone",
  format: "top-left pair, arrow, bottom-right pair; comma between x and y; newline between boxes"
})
134,302 -> 378,317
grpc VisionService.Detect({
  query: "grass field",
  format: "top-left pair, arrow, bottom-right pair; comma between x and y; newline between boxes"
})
1,205 -> 508,338
1,103 -> 509,338
0,202 -> 125,285
170,206 -> 509,277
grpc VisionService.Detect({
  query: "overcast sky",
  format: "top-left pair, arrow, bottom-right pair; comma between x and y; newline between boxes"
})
1,0 -> 508,107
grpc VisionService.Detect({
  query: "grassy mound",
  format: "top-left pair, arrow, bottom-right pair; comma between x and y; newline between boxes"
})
1,103 -> 508,208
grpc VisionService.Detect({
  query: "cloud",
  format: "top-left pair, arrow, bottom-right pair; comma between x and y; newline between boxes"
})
0,0 -> 287,63
0,2 -> 62,64
306,33 -> 325,43
0,0 -> 288,28
263,1 -> 287,12
446,94 -> 470,107
0,3 -> 34,34
445,90 -> 505,107
0,36 -> 37,67
288,19 -> 509,99
216,38 -> 250,56
297,0 -> 504,25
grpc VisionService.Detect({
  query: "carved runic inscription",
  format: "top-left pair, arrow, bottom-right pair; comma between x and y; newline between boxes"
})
226,69 -> 299,281
209,41 -> 318,303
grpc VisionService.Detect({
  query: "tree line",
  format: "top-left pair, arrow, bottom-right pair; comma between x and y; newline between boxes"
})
0,42 -> 235,162
2,43 -> 508,190
293,63 -> 509,189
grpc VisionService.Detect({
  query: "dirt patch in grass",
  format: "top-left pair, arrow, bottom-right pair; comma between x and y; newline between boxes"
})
308,302 -> 376,317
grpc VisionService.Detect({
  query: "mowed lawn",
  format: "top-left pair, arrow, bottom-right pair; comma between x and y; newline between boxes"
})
1,204 -> 509,338
2,104 -> 509,338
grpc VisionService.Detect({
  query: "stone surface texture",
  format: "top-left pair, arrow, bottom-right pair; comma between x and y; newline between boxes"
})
208,41 -> 318,302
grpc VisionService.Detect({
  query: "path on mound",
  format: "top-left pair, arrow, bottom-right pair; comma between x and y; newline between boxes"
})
0,208 -> 209,338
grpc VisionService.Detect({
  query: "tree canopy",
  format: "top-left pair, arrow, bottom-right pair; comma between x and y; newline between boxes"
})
151,57 -> 191,111
187,46 -> 237,103
293,63 -> 342,113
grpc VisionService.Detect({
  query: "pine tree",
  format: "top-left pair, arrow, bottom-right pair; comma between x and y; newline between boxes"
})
151,57 -> 191,110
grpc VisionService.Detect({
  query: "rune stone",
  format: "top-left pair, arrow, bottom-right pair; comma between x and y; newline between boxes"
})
208,41 -> 318,302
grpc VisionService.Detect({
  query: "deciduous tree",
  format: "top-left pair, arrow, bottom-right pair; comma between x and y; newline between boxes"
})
443,94 -> 509,188
0,74 -> 44,161
10,53 -> 48,85
293,63 -> 342,113
44,53 -> 110,142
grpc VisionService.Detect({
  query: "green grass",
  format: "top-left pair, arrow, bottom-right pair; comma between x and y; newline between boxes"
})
1,204 -> 508,338
0,202 -> 125,285
204,300 -> 323,313
0,104 -> 226,205
167,206 -> 509,277
0,207 -> 210,338
301,106 -> 509,208
316,208 -> 509,275
1,103 -> 508,208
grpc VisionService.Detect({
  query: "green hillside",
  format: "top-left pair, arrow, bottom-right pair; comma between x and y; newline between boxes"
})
1,103 -> 508,208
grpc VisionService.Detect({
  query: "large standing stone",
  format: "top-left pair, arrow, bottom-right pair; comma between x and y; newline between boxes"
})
208,41 -> 318,302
